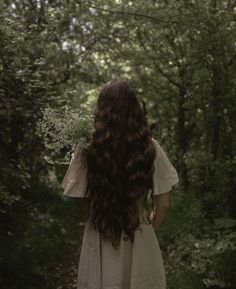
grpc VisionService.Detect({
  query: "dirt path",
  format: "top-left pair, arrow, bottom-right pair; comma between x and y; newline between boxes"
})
56,222 -> 85,289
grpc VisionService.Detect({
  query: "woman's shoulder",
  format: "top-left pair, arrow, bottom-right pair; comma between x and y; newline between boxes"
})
150,137 -> 160,149
151,137 -> 158,144
150,137 -> 169,160
72,143 -> 87,156
68,144 -> 86,167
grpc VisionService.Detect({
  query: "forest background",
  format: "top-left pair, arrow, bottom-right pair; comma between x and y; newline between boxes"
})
1,1 -> 236,289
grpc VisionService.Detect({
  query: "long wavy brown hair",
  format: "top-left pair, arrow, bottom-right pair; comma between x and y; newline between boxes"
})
80,79 -> 156,249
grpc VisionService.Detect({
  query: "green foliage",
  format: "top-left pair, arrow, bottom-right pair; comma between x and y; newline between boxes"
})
185,150 -> 236,218
157,193 -> 236,288
172,229 -> 236,288
0,184 -> 82,289
167,270 -> 205,289
37,105 -> 94,164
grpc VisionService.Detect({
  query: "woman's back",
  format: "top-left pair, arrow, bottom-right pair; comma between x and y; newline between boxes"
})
61,137 -> 179,289
61,79 -> 179,289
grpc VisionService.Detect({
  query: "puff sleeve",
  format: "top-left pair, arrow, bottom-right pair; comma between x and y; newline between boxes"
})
152,138 -> 179,195
60,144 -> 88,198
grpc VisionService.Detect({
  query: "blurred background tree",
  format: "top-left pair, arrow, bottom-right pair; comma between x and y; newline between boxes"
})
0,1 -> 235,289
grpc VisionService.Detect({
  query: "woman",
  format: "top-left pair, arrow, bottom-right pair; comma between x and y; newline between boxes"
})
61,79 -> 179,289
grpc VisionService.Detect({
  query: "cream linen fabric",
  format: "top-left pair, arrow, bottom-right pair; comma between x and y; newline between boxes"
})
61,144 -> 88,198
152,138 -> 179,195
61,138 -> 179,289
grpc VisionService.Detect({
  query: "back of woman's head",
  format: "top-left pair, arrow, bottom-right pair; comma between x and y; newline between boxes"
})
82,79 -> 156,248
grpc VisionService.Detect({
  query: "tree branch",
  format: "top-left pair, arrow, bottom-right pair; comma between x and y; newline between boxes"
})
137,29 -> 182,89
84,2 -> 179,25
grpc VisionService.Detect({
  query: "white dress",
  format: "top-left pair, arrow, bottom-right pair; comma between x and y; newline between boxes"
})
61,138 -> 179,289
